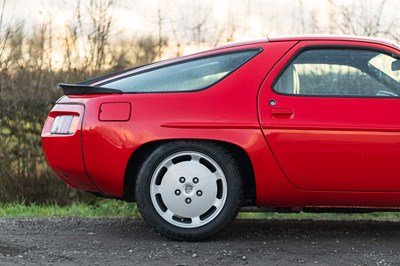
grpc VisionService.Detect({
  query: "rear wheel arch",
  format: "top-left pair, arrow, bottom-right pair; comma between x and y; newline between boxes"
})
123,140 -> 166,202
123,139 -> 256,206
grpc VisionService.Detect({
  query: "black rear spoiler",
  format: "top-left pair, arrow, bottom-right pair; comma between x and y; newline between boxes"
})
58,83 -> 123,95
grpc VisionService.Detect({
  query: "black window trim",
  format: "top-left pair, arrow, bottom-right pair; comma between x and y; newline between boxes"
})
95,48 -> 263,94
272,44 -> 400,99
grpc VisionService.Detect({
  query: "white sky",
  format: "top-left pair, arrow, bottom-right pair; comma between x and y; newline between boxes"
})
1,0 -> 398,62
3,0 -> 398,39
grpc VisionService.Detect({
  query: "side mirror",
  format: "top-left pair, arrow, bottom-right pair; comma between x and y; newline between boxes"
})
392,60 -> 400,71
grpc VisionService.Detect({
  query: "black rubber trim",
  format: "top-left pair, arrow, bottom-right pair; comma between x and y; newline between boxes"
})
58,83 -> 123,95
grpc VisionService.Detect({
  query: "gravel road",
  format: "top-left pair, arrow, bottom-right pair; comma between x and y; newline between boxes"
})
1,217 -> 400,265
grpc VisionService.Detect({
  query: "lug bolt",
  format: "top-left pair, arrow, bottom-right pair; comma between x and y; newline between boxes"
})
179,177 -> 186,183
185,198 -> 192,204
193,177 -> 199,184
196,190 -> 203,197
175,189 -> 181,196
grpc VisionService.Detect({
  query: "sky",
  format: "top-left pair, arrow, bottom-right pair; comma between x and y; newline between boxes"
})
3,0 -> 398,40
1,0 -> 398,63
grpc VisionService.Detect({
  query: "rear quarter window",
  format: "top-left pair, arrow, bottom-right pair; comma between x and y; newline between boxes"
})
99,49 -> 260,93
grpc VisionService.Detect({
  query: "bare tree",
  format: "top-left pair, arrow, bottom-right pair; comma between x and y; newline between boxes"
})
62,0 -> 115,78
327,0 -> 398,40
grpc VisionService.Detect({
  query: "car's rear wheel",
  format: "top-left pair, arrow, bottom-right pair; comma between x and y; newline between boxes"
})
136,141 -> 243,241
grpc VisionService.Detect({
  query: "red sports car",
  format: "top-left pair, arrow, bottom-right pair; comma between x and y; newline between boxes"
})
42,35 -> 400,241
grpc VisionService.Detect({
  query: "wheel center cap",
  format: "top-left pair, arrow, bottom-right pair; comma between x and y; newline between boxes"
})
185,184 -> 193,194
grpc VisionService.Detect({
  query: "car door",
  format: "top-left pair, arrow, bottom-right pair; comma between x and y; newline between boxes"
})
258,40 -> 400,192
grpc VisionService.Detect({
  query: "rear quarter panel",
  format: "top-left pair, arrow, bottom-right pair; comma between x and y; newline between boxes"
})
79,42 -> 297,198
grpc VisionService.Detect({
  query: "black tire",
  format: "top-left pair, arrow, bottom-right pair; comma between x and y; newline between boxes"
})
135,141 -> 243,241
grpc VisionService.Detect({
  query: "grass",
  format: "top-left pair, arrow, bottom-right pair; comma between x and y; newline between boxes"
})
0,200 -> 140,218
2,199 -> 400,221
237,211 -> 400,221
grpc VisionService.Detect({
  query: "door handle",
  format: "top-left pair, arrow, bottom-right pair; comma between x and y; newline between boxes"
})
270,108 -> 294,115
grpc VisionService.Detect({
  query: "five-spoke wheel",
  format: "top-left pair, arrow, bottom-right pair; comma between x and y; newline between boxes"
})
136,141 -> 243,241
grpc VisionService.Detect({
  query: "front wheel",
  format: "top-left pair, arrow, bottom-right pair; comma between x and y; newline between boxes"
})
136,141 -> 243,241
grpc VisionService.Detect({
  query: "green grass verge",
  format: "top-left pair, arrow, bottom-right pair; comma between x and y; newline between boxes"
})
2,199 -> 400,221
0,200 -> 140,218
238,211 -> 400,221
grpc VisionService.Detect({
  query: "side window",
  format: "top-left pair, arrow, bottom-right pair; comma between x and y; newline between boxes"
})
100,50 -> 260,93
273,48 -> 400,97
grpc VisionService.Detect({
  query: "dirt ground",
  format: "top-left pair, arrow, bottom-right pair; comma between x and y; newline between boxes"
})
1,217 -> 400,265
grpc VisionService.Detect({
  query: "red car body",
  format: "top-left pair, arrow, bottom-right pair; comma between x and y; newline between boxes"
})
42,35 -> 400,240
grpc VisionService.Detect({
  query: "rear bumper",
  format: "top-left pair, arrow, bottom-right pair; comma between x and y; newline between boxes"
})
41,102 -> 100,193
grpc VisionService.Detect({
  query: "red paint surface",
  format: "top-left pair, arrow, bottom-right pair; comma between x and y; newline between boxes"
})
42,36 -> 400,209
99,102 -> 131,121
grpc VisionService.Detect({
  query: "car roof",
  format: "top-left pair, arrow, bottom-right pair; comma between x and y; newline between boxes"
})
220,35 -> 398,49
271,34 -> 396,45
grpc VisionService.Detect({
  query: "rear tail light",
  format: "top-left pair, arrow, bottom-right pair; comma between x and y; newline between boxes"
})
51,115 -> 80,134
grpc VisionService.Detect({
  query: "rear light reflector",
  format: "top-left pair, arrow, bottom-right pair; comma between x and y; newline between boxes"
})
51,115 -> 80,134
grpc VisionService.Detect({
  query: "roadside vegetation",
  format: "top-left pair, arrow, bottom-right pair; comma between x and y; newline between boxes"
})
1,0 -> 399,206
3,200 -> 400,221
0,200 -> 140,218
